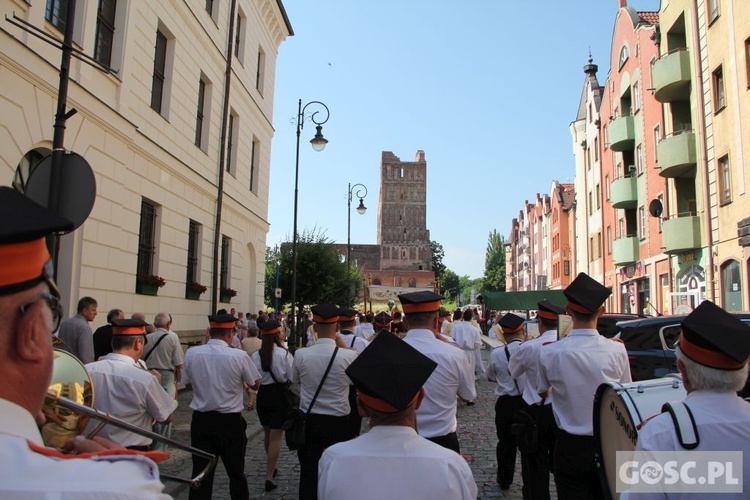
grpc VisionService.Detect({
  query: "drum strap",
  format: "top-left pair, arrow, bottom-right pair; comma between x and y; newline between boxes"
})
661,402 -> 699,450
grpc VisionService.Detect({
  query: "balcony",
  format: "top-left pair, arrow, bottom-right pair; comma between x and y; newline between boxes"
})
662,215 -> 701,254
613,236 -> 639,266
657,131 -> 697,178
610,176 -> 638,209
609,115 -> 635,151
653,49 -> 692,103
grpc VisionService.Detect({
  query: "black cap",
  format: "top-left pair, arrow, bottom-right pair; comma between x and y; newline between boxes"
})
208,314 -> 237,329
397,291 -> 442,314
499,313 -> 524,334
258,319 -> 281,335
439,308 -> 452,318
564,273 -> 611,314
337,307 -> 358,322
111,318 -> 148,336
680,300 -> 750,369
311,302 -> 339,324
537,299 -> 566,320
345,331 -> 437,412
0,187 -> 74,244
373,312 -> 393,327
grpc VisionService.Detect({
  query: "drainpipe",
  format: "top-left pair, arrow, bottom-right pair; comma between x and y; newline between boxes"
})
691,0 -> 715,302
211,0 -> 238,312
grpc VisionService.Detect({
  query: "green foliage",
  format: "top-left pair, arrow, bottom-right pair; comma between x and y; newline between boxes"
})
264,228 -> 362,310
459,275 -> 484,306
440,268 -> 460,302
483,229 -> 506,291
430,240 -> 446,279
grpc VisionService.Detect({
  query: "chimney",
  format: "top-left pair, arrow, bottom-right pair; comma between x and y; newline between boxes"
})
618,0 -> 627,7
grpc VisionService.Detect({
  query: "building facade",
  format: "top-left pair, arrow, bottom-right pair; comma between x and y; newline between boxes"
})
1,0 -> 292,336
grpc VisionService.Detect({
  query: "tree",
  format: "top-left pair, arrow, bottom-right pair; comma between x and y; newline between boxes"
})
441,268 -> 460,302
264,228 -> 361,311
483,229 -> 506,291
459,275 -> 484,305
430,240 -> 446,280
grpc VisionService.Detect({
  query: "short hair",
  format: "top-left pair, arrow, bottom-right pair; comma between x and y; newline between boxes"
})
453,310 -> 462,321
154,312 -> 170,328
462,309 -> 473,321
209,327 -> 232,338
366,313 -> 374,323
106,309 -> 123,324
539,317 -> 558,329
676,346 -> 748,392
77,296 -> 97,313
404,311 -> 437,329
112,335 -> 142,351
567,307 -> 598,323
247,324 -> 259,337
131,312 -> 146,321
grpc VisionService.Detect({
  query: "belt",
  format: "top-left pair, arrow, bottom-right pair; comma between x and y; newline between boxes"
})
152,368 -> 174,372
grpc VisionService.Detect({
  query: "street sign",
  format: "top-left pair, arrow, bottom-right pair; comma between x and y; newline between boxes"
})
275,288 -> 282,298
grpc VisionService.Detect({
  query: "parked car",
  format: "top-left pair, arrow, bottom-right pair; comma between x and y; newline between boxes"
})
614,313 -> 750,381
596,313 -> 643,338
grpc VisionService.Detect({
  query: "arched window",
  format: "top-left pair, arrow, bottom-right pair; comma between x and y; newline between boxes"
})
372,277 -> 381,286
721,260 -> 742,311
408,278 -> 416,288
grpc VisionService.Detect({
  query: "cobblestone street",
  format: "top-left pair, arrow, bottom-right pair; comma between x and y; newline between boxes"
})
161,349 -> 556,499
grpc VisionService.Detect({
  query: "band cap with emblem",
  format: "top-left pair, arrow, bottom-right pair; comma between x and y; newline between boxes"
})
679,300 -> 750,370
397,290 -> 442,314
311,302 -> 339,324
564,272 -> 611,315
346,331 -> 437,413
258,319 -> 281,336
0,186 -> 73,296
337,307 -> 358,323
373,312 -> 393,328
499,313 -> 524,334
111,318 -> 148,336
208,313 -> 237,329
536,299 -> 566,321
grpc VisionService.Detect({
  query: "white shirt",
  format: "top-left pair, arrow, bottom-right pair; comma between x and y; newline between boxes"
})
537,329 -> 631,435
487,339 -> 525,397
142,328 -> 184,371
440,319 -> 450,335
508,330 -> 557,406
403,329 -> 477,438
251,346 -> 294,385
183,339 -> 261,413
292,338 -> 358,416
354,323 -> 374,340
621,391 -> 750,500
0,398 -> 170,499
318,425 -> 477,500
452,321 -> 481,351
338,331 -> 370,353
85,353 -> 177,447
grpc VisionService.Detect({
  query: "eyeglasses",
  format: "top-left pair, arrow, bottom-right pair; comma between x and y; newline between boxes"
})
18,260 -> 64,333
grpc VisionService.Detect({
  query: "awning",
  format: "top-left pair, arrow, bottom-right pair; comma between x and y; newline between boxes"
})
476,290 -> 567,312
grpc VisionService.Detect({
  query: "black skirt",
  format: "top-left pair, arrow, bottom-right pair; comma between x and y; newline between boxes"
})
256,382 -> 289,429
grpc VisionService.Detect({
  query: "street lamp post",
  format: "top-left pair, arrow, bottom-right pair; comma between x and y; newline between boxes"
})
346,182 -> 368,268
289,99 -> 329,354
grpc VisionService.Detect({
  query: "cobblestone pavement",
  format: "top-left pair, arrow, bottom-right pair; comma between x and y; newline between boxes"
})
160,349 -> 556,499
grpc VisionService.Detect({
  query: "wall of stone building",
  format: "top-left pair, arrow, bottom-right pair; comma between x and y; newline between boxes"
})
364,270 -> 436,289
333,244 -> 382,270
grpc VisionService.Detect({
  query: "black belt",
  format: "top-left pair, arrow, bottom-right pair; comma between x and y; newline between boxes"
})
152,368 -> 174,372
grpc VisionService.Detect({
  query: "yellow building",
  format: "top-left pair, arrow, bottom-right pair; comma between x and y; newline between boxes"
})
0,0 -> 292,336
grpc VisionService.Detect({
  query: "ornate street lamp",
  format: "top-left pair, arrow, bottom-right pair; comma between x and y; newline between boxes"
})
290,99 -> 329,353
347,183 -> 368,268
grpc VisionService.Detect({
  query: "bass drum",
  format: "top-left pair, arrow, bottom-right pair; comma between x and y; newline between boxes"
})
593,376 -> 686,499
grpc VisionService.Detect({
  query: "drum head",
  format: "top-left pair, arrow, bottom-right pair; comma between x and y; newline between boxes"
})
594,383 -> 638,499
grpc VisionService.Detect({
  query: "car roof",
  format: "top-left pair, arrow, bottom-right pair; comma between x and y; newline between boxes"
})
616,312 -> 750,330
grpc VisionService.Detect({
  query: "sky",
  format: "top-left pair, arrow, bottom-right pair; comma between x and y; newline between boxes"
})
267,0 -> 661,279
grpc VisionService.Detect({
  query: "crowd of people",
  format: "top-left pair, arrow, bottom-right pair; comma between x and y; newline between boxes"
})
2,186 -> 750,499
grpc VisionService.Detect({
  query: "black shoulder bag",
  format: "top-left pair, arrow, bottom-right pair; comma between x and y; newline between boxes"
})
285,347 -> 338,451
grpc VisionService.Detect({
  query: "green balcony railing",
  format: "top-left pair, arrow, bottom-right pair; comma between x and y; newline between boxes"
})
662,215 -> 701,254
653,49 -> 692,103
609,115 -> 635,152
613,236 -> 639,266
657,131 -> 697,178
610,176 -> 638,209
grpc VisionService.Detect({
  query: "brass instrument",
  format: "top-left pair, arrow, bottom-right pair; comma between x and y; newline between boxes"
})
42,349 -> 217,488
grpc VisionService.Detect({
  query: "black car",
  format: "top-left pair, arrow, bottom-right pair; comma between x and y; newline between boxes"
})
597,313 -> 643,338
615,313 -> 750,381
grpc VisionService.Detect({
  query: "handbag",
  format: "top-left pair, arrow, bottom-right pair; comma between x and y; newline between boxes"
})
285,347 -> 338,451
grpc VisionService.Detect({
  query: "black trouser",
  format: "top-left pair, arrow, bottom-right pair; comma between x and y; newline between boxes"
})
495,394 -> 524,488
346,385 -> 362,439
520,403 -> 557,500
425,432 -> 461,453
189,411 -> 248,500
553,429 -> 604,500
297,413 -> 349,500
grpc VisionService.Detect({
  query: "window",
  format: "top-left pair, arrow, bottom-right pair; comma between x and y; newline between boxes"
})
588,191 -> 593,215
639,206 -> 647,240
618,45 -> 630,69
256,47 -> 266,94
745,37 -> 750,88
718,155 -> 731,204
594,137 -> 599,161
136,199 -> 158,278
46,0 -> 68,32
226,112 -> 238,176
590,236 -> 595,261
654,125 -> 661,161
713,66 -> 725,111
607,226 -> 612,254
605,175 -> 611,201
234,11 -> 245,63
708,0 -> 720,23
658,194 -> 664,233
186,220 -> 201,291
633,82 -> 641,112
617,162 -> 623,179
151,29 -> 168,114
595,184 -> 601,210
249,136 -> 259,193
636,144 -> 644,175
598,231 -> 603,258
220,235 -> 231,291
618,218 -> 625,239
94,0 -> 117,67
206,0 -> 217,21
195,78 -> 207,148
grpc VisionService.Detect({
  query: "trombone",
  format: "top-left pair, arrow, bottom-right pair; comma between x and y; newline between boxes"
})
43,349 -> 217,489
